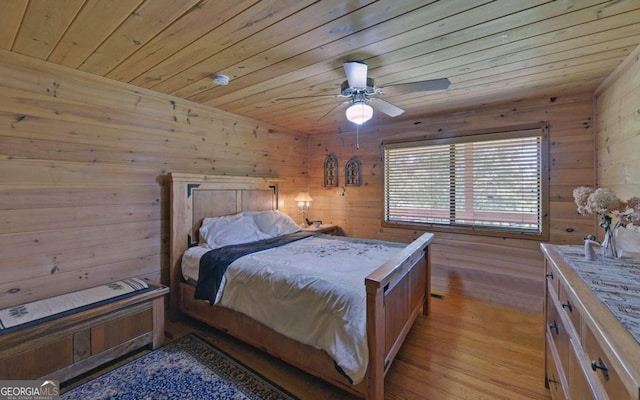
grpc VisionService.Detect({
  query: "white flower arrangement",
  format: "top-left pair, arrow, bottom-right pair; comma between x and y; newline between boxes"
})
573,187 -> 640,228
573,187 -> 640,258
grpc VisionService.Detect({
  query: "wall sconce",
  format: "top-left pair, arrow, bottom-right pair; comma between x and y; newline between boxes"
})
294,191 -> 312,227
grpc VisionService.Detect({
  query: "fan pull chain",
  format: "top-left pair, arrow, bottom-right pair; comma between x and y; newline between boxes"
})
356,124 -> 360,149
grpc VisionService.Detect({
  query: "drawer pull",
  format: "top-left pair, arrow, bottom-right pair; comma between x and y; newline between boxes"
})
561,301 -> 572,312
546,272 -> 554,279
591,357 -> 610,381
549,321 -> 559,335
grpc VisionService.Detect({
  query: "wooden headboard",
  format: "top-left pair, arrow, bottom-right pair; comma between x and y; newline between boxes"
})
168,173 -> 282,315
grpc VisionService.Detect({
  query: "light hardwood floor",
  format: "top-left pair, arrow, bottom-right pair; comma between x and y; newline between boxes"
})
165,293 -> 551,400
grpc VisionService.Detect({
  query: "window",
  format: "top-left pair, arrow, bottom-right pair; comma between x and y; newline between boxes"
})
383,126 -> 548,239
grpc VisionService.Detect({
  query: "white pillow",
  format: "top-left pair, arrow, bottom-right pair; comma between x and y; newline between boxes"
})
199,213 -> 269,249
200,212 -> 242,233
251,210 -> 301,237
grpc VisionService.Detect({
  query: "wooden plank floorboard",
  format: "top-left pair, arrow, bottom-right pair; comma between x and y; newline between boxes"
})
398,340 -> 542,393
414,326 -> 543,380
164,292 -> 550,400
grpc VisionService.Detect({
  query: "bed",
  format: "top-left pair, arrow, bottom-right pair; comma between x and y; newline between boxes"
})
168,172 -> 433,399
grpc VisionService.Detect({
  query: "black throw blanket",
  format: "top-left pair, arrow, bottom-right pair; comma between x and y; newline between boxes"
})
194,231 -> 316,304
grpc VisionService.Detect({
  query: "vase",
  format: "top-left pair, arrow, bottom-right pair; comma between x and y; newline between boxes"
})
614,226 -> 640,259
601,224 -> 619,258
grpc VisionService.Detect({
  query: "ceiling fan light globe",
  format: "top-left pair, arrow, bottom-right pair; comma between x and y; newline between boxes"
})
346,103 -> 373,125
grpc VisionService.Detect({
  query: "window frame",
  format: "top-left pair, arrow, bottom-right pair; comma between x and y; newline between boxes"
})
381,124 -> 549,241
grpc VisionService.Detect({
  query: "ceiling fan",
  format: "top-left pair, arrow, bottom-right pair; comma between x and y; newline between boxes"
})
278,61 -> 450,125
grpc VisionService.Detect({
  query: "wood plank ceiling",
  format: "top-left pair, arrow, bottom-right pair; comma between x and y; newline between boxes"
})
2,0 -> 639,135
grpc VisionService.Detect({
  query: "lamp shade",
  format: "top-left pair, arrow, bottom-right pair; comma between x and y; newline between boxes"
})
294,191 -> 312,202
345,102 -> 373,125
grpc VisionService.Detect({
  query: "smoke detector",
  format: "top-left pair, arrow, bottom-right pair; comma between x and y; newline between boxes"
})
212,73 -> 229,85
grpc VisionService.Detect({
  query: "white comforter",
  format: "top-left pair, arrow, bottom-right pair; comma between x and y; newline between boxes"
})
183,235 -> 404,384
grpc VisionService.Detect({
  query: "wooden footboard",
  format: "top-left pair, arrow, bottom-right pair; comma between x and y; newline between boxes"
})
365,232 -> 432,399
168,173 -> 433,399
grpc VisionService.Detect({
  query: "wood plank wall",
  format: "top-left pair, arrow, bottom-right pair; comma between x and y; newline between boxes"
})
309,93 -> 596,312
0,50 -> 307,309
3,41 -> 635,315
595,44 -> 640,201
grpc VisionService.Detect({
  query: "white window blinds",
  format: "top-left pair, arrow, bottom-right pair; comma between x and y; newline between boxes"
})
384,128 -> 546,235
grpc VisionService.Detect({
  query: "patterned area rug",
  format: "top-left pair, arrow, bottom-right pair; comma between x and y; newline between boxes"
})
61,333 -> 298,400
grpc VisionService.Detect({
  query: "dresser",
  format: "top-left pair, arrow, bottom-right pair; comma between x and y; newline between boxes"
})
541,244 -> 640,399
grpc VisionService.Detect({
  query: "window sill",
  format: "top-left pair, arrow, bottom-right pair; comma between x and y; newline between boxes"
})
382,221 -> 548,241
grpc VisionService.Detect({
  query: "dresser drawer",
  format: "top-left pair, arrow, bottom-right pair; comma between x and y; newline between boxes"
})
583,323 -> 631,399
545,259 -> 560,295
557,281 -> 581,342
567,338 -> 598,400
545,332 -> 568,400
546,292 -> 570,369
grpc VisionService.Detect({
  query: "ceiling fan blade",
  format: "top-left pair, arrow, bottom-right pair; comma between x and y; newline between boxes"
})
372,98 -> 404,117
318,100 -> 349,121
276,93 -> 341,100
381,78 -> 450,95
343,61 -> 368,89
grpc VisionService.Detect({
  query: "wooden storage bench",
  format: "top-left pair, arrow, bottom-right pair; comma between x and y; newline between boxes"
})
0,283 -> 168,382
